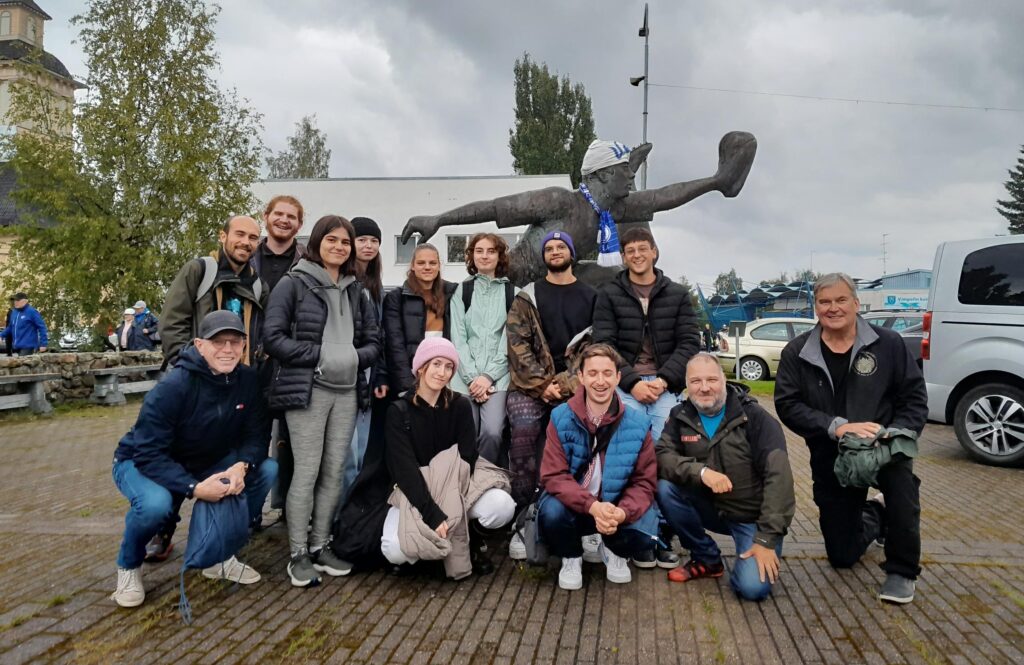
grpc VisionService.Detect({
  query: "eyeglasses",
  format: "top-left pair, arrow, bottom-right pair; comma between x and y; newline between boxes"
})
205,337 -> 245,350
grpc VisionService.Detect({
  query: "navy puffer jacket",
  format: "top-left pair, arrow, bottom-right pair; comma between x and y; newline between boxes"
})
263,269 -> 381,411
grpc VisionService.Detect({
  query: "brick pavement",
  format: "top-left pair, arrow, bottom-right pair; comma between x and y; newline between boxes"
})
0,399 -> 1022,664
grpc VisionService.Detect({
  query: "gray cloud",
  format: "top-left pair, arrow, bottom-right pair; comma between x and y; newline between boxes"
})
37,0 -> 1024,290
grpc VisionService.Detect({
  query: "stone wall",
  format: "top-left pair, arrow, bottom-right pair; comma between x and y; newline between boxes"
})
0,351 -> 163,403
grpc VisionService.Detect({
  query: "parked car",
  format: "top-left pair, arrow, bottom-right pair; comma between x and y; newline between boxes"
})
861,310 -> 924,331
923,236 -> 1024,466
58,328 -> 93,351
717,317 -> 816,381
898,322 -> 924,367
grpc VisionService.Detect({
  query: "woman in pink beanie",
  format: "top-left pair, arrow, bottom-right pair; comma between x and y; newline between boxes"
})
330,337 -> 516,578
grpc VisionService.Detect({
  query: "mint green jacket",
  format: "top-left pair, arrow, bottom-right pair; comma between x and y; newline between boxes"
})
450,274 -> 513,394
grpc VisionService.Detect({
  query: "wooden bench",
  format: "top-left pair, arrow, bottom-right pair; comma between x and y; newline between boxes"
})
87,365 -> 164,406
0,373 -> 59,414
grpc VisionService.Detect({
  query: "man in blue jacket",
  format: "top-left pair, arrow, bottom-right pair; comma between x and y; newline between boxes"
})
0,292 -> 48,355
110,311 -> 278,608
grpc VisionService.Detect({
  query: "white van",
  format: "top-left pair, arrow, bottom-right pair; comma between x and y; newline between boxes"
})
923,236 -> 1024,466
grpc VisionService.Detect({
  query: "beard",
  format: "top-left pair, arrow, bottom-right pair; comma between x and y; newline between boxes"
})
545,257 -> 572,273
691,393 -> 726,416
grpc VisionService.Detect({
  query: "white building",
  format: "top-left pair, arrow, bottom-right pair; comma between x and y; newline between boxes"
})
251,174 -> 571,287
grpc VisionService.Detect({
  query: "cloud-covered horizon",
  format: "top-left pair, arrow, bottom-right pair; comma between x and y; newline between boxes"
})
39,0 -> 1024,290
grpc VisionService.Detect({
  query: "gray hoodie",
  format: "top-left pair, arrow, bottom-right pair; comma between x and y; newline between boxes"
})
293,259 -> 359,391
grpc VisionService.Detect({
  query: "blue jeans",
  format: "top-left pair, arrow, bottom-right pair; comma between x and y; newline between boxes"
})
657,480 -> 783,601
341,407 -> 371,502
617,377 -> 680,440
537,494 -> 653,560
113,455 -> 278,569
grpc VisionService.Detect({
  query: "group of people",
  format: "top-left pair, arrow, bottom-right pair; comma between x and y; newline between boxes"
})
108,188 -> 926,610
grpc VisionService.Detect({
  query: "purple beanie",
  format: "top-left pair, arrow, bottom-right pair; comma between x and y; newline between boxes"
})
541,230 -> 575,259
411,337 -> 460,377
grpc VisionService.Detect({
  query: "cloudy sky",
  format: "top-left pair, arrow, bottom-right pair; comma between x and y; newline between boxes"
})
39,0 -> 1024,291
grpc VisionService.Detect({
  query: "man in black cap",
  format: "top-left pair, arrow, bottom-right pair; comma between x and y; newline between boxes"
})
110,311 -> 278,608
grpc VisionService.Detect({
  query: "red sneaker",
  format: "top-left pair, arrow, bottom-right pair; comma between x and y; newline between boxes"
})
667,558 -> 725,583
143,533 -> 173,563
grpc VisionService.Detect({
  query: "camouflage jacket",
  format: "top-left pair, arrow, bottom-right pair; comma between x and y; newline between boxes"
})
506,282 -> 582,401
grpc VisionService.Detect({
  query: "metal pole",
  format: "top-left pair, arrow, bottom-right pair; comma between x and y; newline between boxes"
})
641,3 -> 649,191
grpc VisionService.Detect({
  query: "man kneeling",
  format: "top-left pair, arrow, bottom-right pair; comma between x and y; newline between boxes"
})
110,311 -> 278,608
538,343 -> 659,590
657,353 -> 794,601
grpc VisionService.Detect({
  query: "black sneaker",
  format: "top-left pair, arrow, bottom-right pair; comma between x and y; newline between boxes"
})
312,548 -> 353,577
656,546 -> 680,569
143,533 -> 173,563
287,552 -> 321,588
878,573 -> 915,604
631,549 -> 658,569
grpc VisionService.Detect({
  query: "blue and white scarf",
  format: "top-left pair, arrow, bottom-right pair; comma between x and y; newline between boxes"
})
579,182 -> 622,268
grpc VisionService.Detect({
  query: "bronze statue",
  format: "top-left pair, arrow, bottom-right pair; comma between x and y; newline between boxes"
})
401,131 -> 757,286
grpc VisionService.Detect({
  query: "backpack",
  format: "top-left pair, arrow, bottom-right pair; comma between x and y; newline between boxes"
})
178,485 -> 250,625
461,278 -> 514,313
194,256 -> 264,304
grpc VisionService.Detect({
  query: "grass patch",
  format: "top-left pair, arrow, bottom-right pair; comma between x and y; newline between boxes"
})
739,380 -> 775,397
78,508 -> 93,518
0,396 -> 143,425
45,594 -> 71,608
992,580 -> 1024,611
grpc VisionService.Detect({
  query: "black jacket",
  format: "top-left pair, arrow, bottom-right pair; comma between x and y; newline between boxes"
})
657,384 -> 795,548
381,280 -> 458,393
774,318 -> 928,455
113,345 -> 269,496
262,270 -> 381,411
330,390 -> 477,569
592,268 -> 700,393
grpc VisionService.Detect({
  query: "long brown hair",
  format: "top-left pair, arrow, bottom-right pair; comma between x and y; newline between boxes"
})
406,243 -> 446,318
465,233 -> 510,278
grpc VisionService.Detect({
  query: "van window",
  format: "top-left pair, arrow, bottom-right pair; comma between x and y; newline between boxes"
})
958,244 -> 1024,306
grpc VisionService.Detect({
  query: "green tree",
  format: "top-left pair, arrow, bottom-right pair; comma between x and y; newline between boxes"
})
714,268 -> 743,296
759,272 -> 789,288
792,268 -> 821,284
997,144 -> 1024,234
0,0 -> 262,335
677,274 -> 708,326
266,114 -> 331,179
508,53 -> 595,188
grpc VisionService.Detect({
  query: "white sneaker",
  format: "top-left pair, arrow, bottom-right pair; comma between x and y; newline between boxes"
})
558,557 -> 583,590
202,555 -> 261,584
111,567 -> 145,608
581,534 -> 602,563
508,532 -> 527,560
600,544 -> 631,584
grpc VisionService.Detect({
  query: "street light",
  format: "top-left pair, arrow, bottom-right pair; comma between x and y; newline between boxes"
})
631,3 -> 650,190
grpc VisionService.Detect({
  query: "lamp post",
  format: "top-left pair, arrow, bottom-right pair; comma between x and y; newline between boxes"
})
630,3 -> 650,190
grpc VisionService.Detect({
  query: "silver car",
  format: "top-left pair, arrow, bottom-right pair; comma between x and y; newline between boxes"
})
924,236 -> 1024,466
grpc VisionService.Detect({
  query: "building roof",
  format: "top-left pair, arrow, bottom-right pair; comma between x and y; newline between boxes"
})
0,2 -> 51,20
0,39 -> 82,86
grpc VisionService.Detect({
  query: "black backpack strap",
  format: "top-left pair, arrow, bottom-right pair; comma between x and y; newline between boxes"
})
461,279 -> 475,312
505,282 -> 514,313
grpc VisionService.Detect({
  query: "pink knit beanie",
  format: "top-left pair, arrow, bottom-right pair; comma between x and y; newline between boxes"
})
411,337 -> 460,376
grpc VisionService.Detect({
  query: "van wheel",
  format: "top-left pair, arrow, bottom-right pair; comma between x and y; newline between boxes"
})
738,357 -> 768,381
953,383 -> 1024,466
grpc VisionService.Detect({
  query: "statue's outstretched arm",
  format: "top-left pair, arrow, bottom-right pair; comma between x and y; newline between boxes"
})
401,187 -> 573,243
623,132 -> 757,219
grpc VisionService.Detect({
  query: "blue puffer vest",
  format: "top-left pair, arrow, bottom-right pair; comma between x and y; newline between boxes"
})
550,402 -> 649,504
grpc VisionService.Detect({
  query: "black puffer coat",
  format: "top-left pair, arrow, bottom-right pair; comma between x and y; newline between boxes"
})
382,280 -> 457,393
592,268 -> 700,394
263,270 -> 381,411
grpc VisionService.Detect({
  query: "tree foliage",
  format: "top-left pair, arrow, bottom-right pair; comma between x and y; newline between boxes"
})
714,268 -> 743,296
759,272 -> 789,288
266,114 -> 331,179
677,274 -> 708,325
508,53 -> 595,188
0,0 -> 262,335
997,144 -> 1024,234
791,268 -> 821,284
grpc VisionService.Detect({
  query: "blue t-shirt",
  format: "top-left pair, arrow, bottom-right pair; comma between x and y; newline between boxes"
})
698,407 -> 726,438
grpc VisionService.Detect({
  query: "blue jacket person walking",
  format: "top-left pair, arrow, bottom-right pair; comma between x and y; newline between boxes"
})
0,292 -> 48,355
